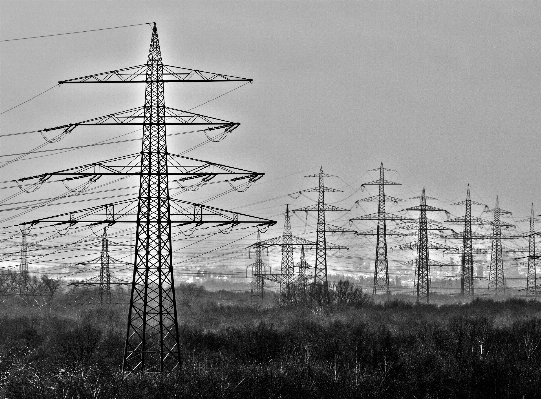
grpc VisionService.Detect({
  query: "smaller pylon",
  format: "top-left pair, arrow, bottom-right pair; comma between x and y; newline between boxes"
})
296,245 -> 311,295
527,204 -> 537,295
18,227 -> 31,295
19,227 -> 30,274
350,163 -> 408,296
247,230 -> 268,299
293,167 -> 348,303
99,227 -> 111,305
487,196 -> 513,294
405,188 -> 449,303
445,185 -> 489,296
247,205 -> 315,301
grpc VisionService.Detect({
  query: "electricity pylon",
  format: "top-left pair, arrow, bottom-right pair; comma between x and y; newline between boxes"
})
248,205 -> 315,300
68,227 -> 130,305
247,230 -> 268,299
445,185 -> 489,296
526,204 -> 538,295
293,167 -> 348,303
349,163 -> 410,295
405,188 -> 449,303
17,227 -> 32,295
17,23 -> 275,373
19,227 -> 30,274
296,245 -> 311,293
99,227 -> 111,304
486,196 -> 513,294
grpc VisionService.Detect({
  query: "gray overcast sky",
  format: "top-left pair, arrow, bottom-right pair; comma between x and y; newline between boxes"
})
0,1 -> 539,275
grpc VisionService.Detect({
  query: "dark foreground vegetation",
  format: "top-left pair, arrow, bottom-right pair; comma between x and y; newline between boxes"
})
1,283 -> 541,398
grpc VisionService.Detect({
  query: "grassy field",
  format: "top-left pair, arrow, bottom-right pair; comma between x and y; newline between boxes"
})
1,284 -> 541,398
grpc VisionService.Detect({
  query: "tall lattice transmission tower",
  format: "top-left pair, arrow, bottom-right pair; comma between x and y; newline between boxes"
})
16,23 -> 274,373
98,228 -> 112,304
292,167 -> 348,302
19,227 -> 30,274
296,245 -> 311,294
445,185 -> 488,296
405,188 -> 449,303
349,163 -> 410,295
526,204 -> 538,295
247,229 -> 269,299
486,196 -> 513,294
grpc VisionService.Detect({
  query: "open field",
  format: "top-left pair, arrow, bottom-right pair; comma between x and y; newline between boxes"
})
1,284 -> 541,398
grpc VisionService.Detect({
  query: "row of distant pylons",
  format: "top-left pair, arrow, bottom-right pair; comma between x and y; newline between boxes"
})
246,164 -> 539,304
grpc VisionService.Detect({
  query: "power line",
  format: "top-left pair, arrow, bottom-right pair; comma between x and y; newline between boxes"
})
0,22 -> 151,43
0,85 -> 59,115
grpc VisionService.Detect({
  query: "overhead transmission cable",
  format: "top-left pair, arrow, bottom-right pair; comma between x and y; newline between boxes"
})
0,22 -> 151,43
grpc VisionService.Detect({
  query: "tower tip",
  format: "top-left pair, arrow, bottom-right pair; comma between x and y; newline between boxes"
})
153,22 -> 157,33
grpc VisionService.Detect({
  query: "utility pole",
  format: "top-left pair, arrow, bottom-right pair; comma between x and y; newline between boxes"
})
18,23 -> 275,373
350,163 -> 410,295
405,188 -> 449,303
293,167 -> 348,303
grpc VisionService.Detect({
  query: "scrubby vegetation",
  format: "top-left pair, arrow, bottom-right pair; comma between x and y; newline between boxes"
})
1,283 -> 541,398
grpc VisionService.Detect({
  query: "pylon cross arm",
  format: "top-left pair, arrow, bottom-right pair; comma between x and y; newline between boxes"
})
361,179 -> 401,186
59,64 -> 252,83
38,107 -> 237,130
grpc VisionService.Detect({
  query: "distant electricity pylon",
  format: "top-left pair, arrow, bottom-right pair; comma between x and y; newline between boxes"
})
526,204 -> 538,295
405,188 -> 449,303
350,163 -> 410,295
99,227 -> 111,304
17,23 -> 274,373
296,245 -> 311,293
68,227 -> 130,305
248,205 -> 315,301
445,185 -> 488,296
486,196 -> 514,294
293,167 -> 348,302
19,226 -> 30,274
247,229 -> 269,299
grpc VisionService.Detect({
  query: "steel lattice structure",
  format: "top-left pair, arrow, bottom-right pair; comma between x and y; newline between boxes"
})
487,196 -> 513,294
349,163 -> 409,295
280,204 -> 294,296
293,167 -> 347,302
122,23 -> 181,374
16,23 -> 275,373
247,230 -> 267,299
405,188 -> 449,303
526,204 -> 538,295
445,185 -> 489,296
97,228 -> 111,304
19,227 -> 30,274
459,186 -> 473,295
248,205 -> 315,300
296,245 -> 311,293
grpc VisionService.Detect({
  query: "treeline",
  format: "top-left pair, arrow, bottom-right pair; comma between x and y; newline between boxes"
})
0,270 -> 60,297
0,283 -> 540,398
